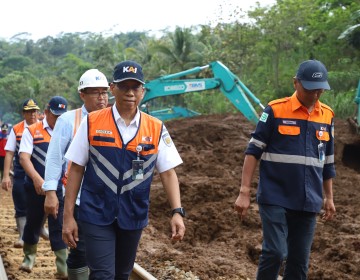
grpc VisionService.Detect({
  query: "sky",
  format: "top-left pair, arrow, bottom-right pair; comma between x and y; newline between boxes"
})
0,0 -> 276,41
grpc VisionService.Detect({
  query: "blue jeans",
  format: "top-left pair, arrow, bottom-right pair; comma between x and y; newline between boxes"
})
257,204 -> 317,280
81,221 -> 142,280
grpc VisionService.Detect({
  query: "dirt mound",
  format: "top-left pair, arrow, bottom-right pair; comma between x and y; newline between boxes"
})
139,114 -> 360,280
1,113 -> 360,279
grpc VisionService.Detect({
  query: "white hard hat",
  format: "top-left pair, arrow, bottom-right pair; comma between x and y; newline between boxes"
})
78,69 -> 109,91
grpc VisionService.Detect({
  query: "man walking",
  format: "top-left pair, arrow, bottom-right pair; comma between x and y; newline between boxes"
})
62,60 -> 185,279
234,60 -> 336,279
43,69 -> 109,279
2,99 -> 49,248
19,96 -> 68,278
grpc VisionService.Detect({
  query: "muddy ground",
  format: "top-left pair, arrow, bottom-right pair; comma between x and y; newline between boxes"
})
1,113 -> 360,279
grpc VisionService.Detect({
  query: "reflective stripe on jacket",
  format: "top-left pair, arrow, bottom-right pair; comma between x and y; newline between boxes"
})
24,121 -> 51,185
80,107 -> 163,230
246,93 -> 336,213
12,121 -> 26,178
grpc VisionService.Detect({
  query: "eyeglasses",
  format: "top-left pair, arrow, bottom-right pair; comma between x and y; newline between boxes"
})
85,90 -> 109,98
115,84 -> 143,94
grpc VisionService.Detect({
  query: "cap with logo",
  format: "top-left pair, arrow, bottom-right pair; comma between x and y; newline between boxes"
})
113,60 -> 145,84
47,96 -> 68,116
295,60 -> 330,90
23,99 -> 40,111
1,123 -> 8,131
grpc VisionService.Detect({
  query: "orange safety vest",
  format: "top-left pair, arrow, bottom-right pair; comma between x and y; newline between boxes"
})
25,121 -> 51,184
12,121 -> 26,178
61,108 -> 82,186
79,107 -> 163,229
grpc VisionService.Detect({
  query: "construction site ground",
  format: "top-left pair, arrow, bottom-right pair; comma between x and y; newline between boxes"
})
1,113 -> 360,280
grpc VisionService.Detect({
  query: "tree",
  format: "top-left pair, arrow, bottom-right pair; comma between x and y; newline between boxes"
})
0,71 -> 41,119
339,9 -> 360,50
0,55 -> 33,73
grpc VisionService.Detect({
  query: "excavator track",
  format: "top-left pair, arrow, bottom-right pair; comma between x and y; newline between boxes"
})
0,187 -> 157,280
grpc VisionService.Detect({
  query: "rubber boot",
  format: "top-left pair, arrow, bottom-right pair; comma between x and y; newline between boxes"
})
19,243 -> 37,272
14,216 -> 26,248
40,215 -> 49,240
54,249 -> 68,279
68,266 -> 89,280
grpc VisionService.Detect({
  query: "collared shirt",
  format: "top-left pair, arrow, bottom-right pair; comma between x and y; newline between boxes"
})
4,121 -> 31,152
19,118 -> 53,155
246,92 -> 335,213
42,105 -> 88,205
65,104 -> 183,173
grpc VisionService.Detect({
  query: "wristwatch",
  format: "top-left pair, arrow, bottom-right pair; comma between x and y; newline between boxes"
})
171,207 -> 186,217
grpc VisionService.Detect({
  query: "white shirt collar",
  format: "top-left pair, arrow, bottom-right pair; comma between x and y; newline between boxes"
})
81,104 -> 89,115
112,104 -> 140,127
42,117 -> 50,130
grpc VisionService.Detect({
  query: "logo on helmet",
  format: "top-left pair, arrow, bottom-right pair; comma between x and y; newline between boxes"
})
95,76 -> 106,81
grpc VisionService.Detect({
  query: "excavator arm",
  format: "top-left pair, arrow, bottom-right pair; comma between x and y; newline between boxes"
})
141,61 -> 265,125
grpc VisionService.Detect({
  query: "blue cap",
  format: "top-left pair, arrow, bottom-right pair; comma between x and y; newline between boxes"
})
23,98 -> 40,111
47,96 -> 68,116
113,60 -> 145,84
296,60 -> 330,90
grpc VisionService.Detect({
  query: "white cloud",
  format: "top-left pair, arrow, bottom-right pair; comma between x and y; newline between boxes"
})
1,0 -> 275,40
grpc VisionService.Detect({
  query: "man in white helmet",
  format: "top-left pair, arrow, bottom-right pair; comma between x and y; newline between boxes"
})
42,69 -> 109,279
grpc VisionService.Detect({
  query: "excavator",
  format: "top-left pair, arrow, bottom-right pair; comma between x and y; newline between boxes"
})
140,61 -> 265,125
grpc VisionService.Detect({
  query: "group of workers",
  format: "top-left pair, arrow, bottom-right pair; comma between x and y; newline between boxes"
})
1,60 -> 185,280
0,59 -> 336,280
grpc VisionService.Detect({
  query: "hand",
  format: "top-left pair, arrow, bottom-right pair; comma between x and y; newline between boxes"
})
170,214 -> 185,242
33,177 -> 45,195
62,215 -> 78,249
321,198 -> 336,221
44,191 -> 59,219
234,187 -> 251,220
2,176 -> 12,191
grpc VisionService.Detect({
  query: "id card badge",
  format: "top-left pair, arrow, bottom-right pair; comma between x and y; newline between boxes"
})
318,142 -> 325,162
132,160 -> 144,180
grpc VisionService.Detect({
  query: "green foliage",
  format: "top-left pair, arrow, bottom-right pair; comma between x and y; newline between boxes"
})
0,0 -> 359,120
320,90 -> 356,119
184,91 -> 237,115
2,112 -> 21,125
0,71 -> 41,113
0,56 -> 33,74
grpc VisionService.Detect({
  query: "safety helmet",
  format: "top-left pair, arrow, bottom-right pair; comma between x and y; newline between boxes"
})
78,69 -> 109,91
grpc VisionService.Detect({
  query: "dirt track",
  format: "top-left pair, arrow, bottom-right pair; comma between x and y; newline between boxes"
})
1,113 -> 360,279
